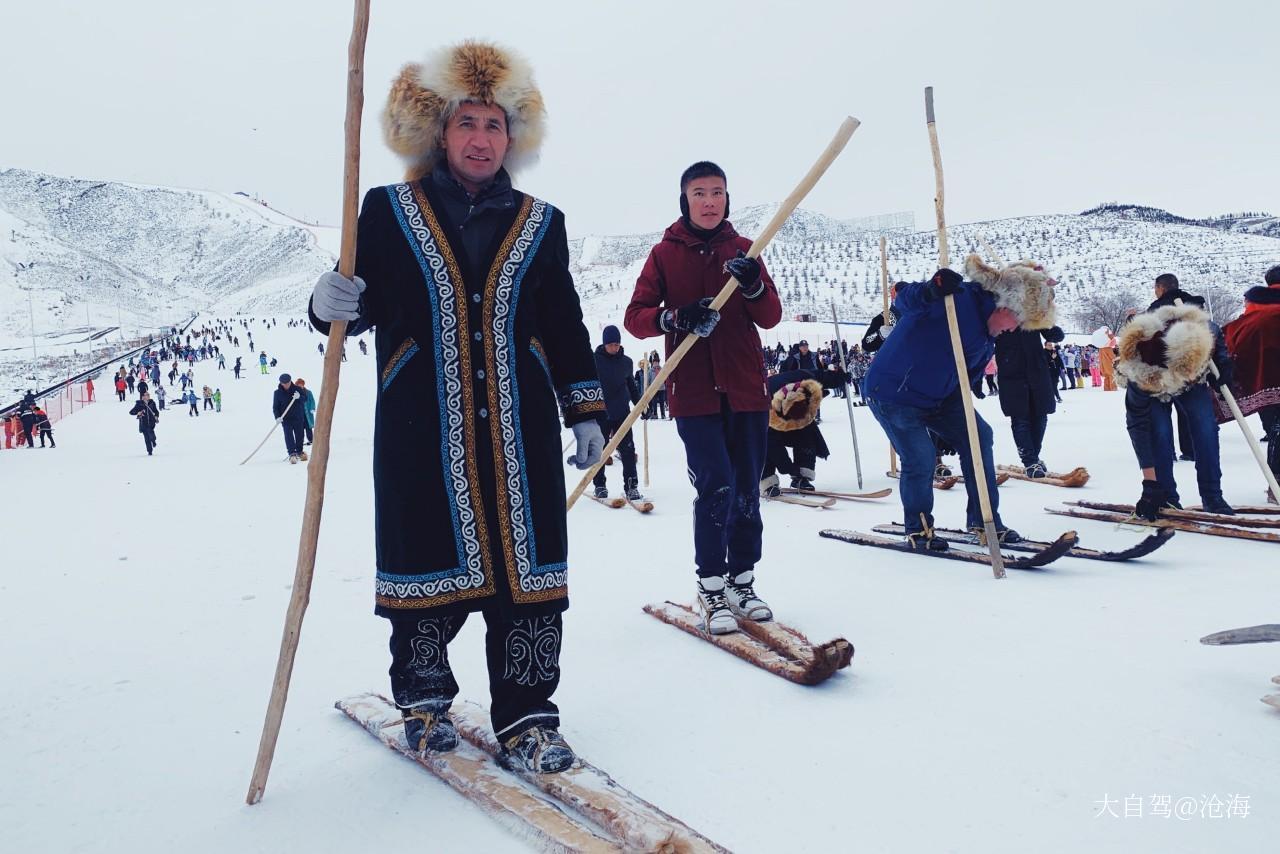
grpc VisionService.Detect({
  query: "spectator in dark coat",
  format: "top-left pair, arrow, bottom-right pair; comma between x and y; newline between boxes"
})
273,374 -> 307,462
129,392 -> 160,455
995,326 -> 1065,477
591,326 -> 640,499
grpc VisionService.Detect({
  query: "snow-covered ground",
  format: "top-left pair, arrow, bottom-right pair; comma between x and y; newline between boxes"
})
1,316 -> 1277,854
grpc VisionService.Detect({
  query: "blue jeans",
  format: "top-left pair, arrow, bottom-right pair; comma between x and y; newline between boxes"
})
675,399 -> 768,579
869,392 -> 1004,534
1125,383 -> 1223,504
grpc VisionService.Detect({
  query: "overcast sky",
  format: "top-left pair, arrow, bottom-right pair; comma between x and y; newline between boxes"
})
3,0 -> 1277,237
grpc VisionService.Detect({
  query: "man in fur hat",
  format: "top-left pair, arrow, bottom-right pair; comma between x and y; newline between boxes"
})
308,40 -> 605,774
624,161 -> 782,635
1223,265 -> 1280,502
1118,274 -> 1235,518
862,267 -> 1022,551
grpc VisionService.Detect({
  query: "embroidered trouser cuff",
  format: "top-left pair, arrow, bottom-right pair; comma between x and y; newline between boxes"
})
387,608 -> 563,739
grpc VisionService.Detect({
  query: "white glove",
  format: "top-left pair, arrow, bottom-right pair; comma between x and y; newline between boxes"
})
566,420 -> 605,470
311,271 -> 367,322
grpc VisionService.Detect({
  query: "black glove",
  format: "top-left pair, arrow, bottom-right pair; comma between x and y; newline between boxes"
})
926,268 -> 963,300
724,251 -> 764,300
1043,326 -> 1066,344
1135,479 -> 1169,521
1207,361 -> 1233,392
660,298 -> 720,337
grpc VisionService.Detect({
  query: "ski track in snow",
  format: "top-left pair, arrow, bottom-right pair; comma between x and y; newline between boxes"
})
1,317 -> 1278,854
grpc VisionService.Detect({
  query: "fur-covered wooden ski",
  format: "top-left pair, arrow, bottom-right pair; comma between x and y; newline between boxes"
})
871,523 -> 1174,562
1045,506 -> 1280,543
997,465 -> 1090,487
589,495 -> 626,509
625,497 -> 654,513
887,471 -> 959,490
781,487 -> 892,501
336,693 -> 729,853
766,494 -> 837,508
954,472 -> 1011,486
1066,500 -> 1280,529
642,602 -> 853,685
818,528 -> 1078,569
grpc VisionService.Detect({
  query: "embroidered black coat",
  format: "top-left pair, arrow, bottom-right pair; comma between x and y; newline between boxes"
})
310,177 -> 603,619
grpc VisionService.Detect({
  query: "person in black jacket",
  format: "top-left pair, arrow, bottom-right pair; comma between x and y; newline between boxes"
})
272,373 -> 308,463
592,326 -> 641,500
18,394 -> 37,449
129,391 -> 160,455
995,325 -> 1065,478
781,339 -> 820,372
759,368 -> 845,494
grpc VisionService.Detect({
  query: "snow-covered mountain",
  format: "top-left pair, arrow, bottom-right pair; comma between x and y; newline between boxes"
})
569,203 -> 1280,330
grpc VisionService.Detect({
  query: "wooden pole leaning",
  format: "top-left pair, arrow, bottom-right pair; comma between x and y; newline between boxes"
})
830,299 -> 864,488
880,236 -> 898,476
641,367 -> 650,488
565,116 -> 862,510
245,0 -> 370,806
925,86 -> 1005,580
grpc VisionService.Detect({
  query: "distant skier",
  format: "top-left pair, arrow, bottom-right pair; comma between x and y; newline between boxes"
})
186,389 -> 200,417
358,338 -> 367,355
590,325 -> 642,502
295,378 -> 316,445
203,385 -> 214,411
130,391 -> 160,456
259,351 -> 268,374
33,406 -> 55,448
233,357 -> 242,379
115,376 -> 127,402
156,384 -> 166,410
213,388 -> 222,413
272,374 -> 307,463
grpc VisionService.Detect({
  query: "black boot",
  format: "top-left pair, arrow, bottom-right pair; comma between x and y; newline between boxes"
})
402,706 -> 459,754
1201,495 -> 1236,515
500,725 -> 575,774
790,475 -> 816,492
906,514 -> 949,552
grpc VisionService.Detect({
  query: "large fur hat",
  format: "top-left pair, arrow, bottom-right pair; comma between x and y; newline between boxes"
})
1115,304 -> 1215,399
769,380 -> 824,432
963,254 -> 1057,330
382,41 -> 546,182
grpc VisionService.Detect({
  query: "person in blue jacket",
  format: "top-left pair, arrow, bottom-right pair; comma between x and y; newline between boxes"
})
863,268 -> 1021,551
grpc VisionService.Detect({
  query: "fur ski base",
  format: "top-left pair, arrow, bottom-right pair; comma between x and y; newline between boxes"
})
887,471 -> 959,490
589,495 -> 626,509
781,487 -> 892,501
336,693 -> 728,853
626,498 -> 654,513
955,472 -> 1011,486
765,494 -> 837,509
642,602 -> 853,686
871,523 -> 1174,562
1067,500 -> 1280,529
998,465 -> 1090,487
1044,506 -> 1280,544
1199,625 -> 1280,645
819,528 -> 1078,569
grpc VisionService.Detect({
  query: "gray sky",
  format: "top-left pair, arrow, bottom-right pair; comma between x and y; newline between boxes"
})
3,0 -> 1276,236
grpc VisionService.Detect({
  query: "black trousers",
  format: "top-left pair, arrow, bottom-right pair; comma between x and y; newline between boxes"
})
592,418 -> 637,487
1010,413 -> 1048,466
387,609 -> 562,741
39,427 -> 54,447
142,428 -> 156,455
1261,405 -> 1280,485
762,436 -> 817,481
282,422 -> 305,456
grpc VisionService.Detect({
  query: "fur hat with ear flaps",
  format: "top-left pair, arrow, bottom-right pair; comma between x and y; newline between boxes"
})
962,254 -> 1057,330
1115,304 -> 1215,400
770,380 -> 824,432
382,41 -> 546,183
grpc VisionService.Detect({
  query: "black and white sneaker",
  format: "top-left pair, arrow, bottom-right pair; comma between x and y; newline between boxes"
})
790,476 -> 816,492
696,576 -> 738,635
763,484 -> 781,498
934,462 -> 954,478
1024,461 -> 1048,479
593,485 -> 609,499
725,570 -> 773,622
624,478 -> 643,502
402,706 -> 459,754
500,724 -> 575,774
969,526 -> 1024,545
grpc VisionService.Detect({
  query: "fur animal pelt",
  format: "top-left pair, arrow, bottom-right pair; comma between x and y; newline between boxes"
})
963,254 -> 1057,330
383,41 -> 546,182
1115,304 -> 1215,399
769,379 -> 824,432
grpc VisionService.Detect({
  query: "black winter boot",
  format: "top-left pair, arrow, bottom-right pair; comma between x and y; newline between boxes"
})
402,706 -> 459,754
500,725 -> 575,774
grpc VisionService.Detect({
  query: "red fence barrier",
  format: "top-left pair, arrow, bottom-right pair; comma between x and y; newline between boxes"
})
1,378 -> 96,450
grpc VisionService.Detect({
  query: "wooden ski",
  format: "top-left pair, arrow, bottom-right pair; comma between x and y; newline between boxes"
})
1067,500 -> 1280,529
625,497 -> 654,514
1044,506 -> 1280,544
589,495 -> 626,509
819,528 -> 1077,569
642,602 -> 853,686
1199,625 -> 1280,645
997,465 -> 1090,487
766,494 -> 837,509
887,471 -> 959,490
782,487 -> 892,501
871,523 -> 1174,562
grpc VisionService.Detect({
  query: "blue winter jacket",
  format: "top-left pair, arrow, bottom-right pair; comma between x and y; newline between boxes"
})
863,279 -> 997,408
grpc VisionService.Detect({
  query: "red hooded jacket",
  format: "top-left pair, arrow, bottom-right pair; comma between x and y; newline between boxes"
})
624,219 -> 781,417
1223,284 -> 1280,413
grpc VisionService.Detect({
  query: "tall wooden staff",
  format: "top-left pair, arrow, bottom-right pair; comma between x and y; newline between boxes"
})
245,0 -> 371,804
641,363 -> 650,487
829,299 -> 863,488
880,236 -> 897,476
925,86 -> 1005,579
566,117 -> 862,510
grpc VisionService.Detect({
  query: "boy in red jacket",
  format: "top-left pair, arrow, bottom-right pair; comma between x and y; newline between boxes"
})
624,162 -> 782,635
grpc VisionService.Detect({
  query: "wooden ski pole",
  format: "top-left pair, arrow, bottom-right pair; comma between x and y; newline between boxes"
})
641,366 -> 650,488
245,0 -> 370,805
880,236 -> 897,476
240,395 -> 300,465
830,299 -> 863,489
566,116 -> 862,510
925,86 -> 1005,580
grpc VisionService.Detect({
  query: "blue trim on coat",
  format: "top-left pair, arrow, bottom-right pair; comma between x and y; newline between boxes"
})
380,343 -> 420,391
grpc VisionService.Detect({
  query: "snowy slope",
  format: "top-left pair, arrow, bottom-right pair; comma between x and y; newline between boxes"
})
1,315 -> 1277,854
